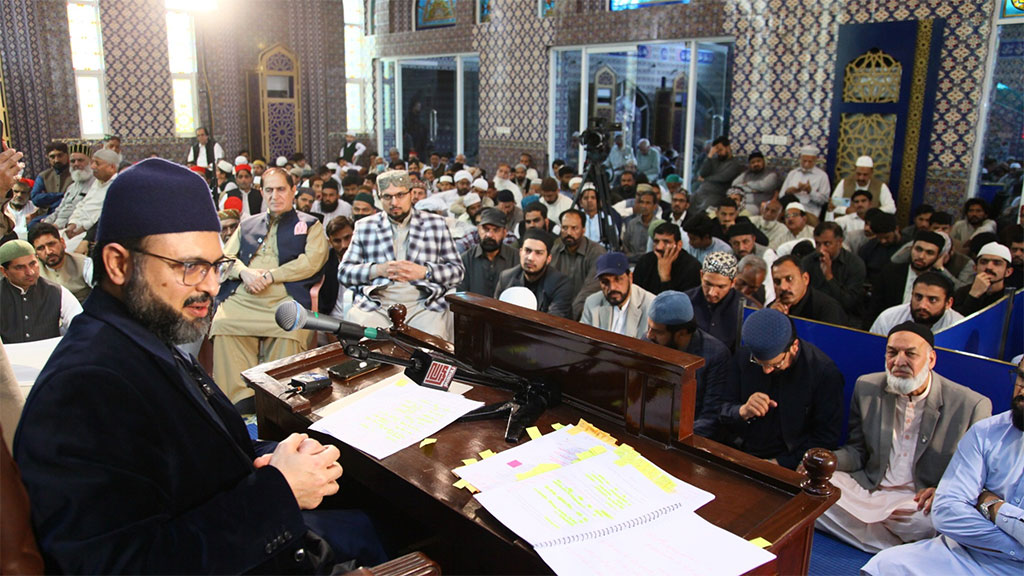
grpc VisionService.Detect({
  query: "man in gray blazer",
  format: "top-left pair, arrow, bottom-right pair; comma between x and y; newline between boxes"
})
816,322 -> 992,553
580,252 -> 654,340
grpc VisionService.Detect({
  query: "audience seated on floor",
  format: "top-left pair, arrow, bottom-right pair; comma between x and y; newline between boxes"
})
817,322 -> 992,553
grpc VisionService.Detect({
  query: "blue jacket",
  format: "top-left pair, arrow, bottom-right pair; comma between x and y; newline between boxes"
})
13,287 -> 316,574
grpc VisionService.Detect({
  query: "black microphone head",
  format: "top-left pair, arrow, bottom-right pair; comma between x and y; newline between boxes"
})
274,301 -> 305,331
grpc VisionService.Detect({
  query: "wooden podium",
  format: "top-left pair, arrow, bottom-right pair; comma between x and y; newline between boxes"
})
244,293 -> 838,575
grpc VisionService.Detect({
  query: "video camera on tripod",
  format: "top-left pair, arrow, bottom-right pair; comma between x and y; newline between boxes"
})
573,117 -> 623,250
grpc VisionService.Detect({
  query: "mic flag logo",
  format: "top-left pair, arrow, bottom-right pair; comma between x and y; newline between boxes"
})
421,360 -> 457,391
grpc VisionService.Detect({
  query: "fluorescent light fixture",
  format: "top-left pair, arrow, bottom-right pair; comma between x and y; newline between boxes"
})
165,0 -> 218,12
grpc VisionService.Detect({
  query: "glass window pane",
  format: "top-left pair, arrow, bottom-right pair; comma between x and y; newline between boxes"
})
381,61 -> 397,155
552,49 -> 583,170
166,11 -> 196,74
480,0 -> 491,23
345,25 -> 370,79
610,0 -> 689,10
347,82 -> 364,132
463,56 -> 480,164
76,75 -> 105,136
343,0 -> 364,25
172,78 -> 196,135
689,42 -> 734,200
67,2 -> 103,71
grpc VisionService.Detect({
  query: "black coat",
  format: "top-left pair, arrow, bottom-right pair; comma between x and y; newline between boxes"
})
14,288 -> 317,574
713,340 -> 843,469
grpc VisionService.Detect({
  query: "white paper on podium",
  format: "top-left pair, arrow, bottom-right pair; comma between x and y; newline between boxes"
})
6,336 -> 62,396
309,373 -> 482,460
535,509 -> 776,576
453,425 -> 616,492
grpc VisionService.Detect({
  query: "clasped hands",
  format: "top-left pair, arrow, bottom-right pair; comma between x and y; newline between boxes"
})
374,260 -> 427,282
254,433 -> 342,510
240,268 -> 273,294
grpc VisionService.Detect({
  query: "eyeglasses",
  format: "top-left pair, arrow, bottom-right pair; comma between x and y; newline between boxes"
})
749,351 -> 789,371
379,190 -> 410,203
131,249 -> 235,287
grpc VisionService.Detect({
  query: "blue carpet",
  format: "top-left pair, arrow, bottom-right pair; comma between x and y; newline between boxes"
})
809,529 -> 874,575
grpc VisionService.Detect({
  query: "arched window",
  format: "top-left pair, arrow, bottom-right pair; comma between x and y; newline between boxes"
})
67,0 -> 109,138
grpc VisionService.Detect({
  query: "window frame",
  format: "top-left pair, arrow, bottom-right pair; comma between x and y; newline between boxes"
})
165,7 -> 200,137
67,0 -> 110,139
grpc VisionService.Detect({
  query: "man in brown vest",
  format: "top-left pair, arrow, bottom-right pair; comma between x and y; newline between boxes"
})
830,156 -> 896,219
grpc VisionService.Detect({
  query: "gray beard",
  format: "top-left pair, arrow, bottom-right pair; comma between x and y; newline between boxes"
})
71,168 -> 93,182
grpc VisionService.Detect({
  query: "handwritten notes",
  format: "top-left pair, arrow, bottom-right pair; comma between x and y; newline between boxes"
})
309,374 -> 482,459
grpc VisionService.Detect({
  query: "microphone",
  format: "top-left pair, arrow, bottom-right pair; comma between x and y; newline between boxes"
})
275,301 -> 385,340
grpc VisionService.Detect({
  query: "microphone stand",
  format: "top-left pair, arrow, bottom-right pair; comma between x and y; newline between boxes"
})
341,337 -> 559,443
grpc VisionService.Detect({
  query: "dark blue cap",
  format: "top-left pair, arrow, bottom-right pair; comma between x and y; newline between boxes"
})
96,158 -> 220,244
649,290 -> 694,325
742,308 -> 794,360
594,252 -> 630,278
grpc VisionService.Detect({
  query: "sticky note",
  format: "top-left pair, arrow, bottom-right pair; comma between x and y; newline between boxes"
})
515,462 -> 561,481
394,377 -> 408,387
526,426 -> 542,440
461,458 -> 478,466
507,459 -> 523,468
453,478 -> 468,489
749,537 -> 772,549
551,423 -> 565,430
419,438 -> 437,448
479,449 -> 496,459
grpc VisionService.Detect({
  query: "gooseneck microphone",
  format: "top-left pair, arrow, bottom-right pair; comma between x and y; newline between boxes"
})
274,301 -> 385,340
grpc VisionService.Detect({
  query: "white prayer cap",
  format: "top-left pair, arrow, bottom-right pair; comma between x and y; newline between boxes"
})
799,145 -> 820,157
1011,162 -> 1022,170
785,202 -> 807,213
326,162 -> 340,170
93,148 -> 121,165
514,163 -> 527,171
454,170 -> 472,183
234,155 -> 248,166
499,286 -> 538,310
438,175 -> 454,184
581,182 -> 596,192
977,241 -> 1011,264
463,192 -> 482,206
345,131 -> 356,137
415,197 -> 447,213
855,156 -> 874,168
568,176 -> 583,188
275,156 -> 288,167
471,178 -> 488,191
216,159 -> 234,174
526,168 -> 539,180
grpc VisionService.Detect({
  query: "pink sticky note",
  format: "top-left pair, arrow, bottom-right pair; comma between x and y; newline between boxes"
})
507,460 -> 522,468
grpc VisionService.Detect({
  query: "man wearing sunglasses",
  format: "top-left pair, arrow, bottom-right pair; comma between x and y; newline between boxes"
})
14,159 -> 385,573
714,307 -> 844,469
211,167 -> 329,411
339,170 -> 463,340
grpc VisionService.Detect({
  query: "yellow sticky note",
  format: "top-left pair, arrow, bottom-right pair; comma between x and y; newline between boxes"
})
551,423 -> 565,430
526,426 -> 542,440
749,537 -> 772,549
590,445 -> 607,455
479,449 -> 496,459
419,438 -> 437,448
394,377 -> 408,387
515,462 -> 561,481
461,458 -> 478,466
453,478 -> 468,489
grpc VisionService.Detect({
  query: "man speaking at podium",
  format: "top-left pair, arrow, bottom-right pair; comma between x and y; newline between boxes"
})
14,159 -> 385,573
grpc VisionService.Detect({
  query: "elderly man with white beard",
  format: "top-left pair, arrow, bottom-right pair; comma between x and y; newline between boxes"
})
44,143 -> 95,229
815,322 -> 991,553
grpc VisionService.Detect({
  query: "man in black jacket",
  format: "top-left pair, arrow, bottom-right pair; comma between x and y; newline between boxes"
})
713,308 -> 844,469
953,241 -> 1014,316
14,159 -> 385,574
768,255 -> 847,325
494,228 -> 573,318
633,222 -> 702,295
